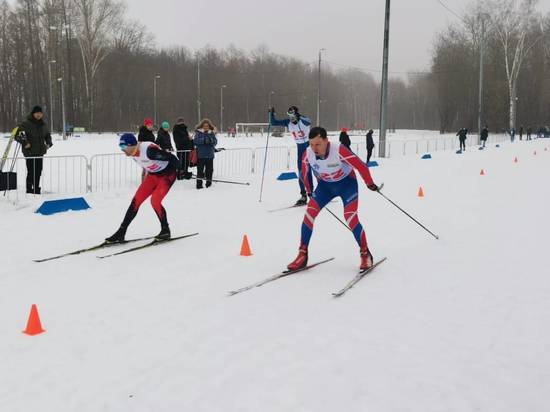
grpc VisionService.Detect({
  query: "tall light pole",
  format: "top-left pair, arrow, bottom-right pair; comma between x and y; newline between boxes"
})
220,85 -> 227,133
197,54 -> 201,122
317,48 -> 326,125
268,90 -> 275,108
48,60 -> 56,133
378,0 -> 391,158
478,14 -> 488,145
153,75 -> 160,126
57,77 -> 66,140
337,102 -> 344,130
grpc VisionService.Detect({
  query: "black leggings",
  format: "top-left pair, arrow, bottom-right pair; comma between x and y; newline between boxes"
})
26,157 -> 43,193
196,158 -> 214,188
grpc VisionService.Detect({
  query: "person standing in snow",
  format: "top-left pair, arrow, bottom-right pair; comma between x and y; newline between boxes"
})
480,126 -> 489,148
287,127 -> 380,272
15,105 -> 53,194
526,126 -> 532,141
457,128 -> 468,151
106,133 -> 179,242
193,119 -> 218,189
173,117 -> 193,179
156,121 -> 174,151
339,128 -> 351,149
269,106 -> 313,206
138,118 -> 155,142
366,129 -> 375,163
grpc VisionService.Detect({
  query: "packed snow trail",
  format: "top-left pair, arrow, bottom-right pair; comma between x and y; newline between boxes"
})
0,138 -> 549,412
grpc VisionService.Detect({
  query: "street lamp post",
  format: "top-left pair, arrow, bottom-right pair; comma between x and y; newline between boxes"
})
220,85 -> 227,134
57,77 -> 66,140
337,102 -> 344,130
153,75 -> 160,126
48,60 -> 56,133
378,0 -> 391,158
317,48 -> 326,125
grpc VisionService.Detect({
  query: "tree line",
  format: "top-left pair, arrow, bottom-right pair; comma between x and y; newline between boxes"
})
0,0 -> 548,134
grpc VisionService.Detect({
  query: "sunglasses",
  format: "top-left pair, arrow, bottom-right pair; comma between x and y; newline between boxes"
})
119,143 -> 128,151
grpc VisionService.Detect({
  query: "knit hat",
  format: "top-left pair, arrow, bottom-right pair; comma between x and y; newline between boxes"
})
119,133 -> 137,148
341,127 -> 348,133
143,118 -> 153,127
31,106 -> 43,114
161,121 -> 170,129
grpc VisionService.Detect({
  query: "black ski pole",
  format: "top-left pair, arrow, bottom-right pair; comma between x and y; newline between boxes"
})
377,190 -> 439,240
258,118 -> 272,202
191,175 -> 250,186
325,206 -> 352,232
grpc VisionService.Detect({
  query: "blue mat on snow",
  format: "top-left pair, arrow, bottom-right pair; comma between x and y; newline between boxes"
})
277,172 -> 298,181
367,161 -> 379,167
421,154 -> 432,159
36,197 -> 91,216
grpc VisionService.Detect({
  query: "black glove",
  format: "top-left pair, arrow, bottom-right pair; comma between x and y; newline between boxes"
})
367,183 -> 379,192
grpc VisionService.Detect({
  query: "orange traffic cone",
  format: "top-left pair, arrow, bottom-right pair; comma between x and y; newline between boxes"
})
417,186 -> 425,197
480,169 -> 485,176
22,304 -> 45,336
240,235 -> 253,256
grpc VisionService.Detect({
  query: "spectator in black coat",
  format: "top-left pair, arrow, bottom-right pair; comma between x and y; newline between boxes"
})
138,118 -> 155,142
519,126 -> 524,141
526,126 -> 532,141
156,121 -> 174,151
339,128 -> 351,149
173,118 -> 193,179
457,128 -> 468,151
480,126 -> 489,148
366,129 -> 375,163
15,105 -> 53,194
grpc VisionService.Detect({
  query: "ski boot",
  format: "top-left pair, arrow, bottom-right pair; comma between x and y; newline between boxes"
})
287,247 -> 308,271
360,248 -> 374,271
294,194 -> 308,206
155,226 -> 171,240
105,226 -> 127,243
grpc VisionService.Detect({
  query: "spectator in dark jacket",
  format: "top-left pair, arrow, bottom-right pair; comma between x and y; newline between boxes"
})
138,118 -> 155,142
480,126 -> 489,148
15,105 -> 53,194
173,117 -> 193,179
339,128 -> 351,149
526,126 -> 532,140
193,118 -> 218,189
156,121 -> 174,151
519,126 -> 524,141
366,129 -> 375,163
457,128 -> 468,151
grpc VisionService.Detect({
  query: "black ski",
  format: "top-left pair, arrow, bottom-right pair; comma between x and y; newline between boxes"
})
228,257 -> 335,296
332,257 -> 387,297
267,204 -> 305,213
97,232 -> 199,259
34,236 -> 155,262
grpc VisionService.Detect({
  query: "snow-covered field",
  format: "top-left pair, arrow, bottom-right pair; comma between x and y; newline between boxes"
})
0,133 -> 549,411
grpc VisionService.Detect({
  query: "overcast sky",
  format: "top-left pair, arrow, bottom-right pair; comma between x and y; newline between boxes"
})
125,0 -> 550,77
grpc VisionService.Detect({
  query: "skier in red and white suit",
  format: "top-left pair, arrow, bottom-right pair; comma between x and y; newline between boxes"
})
287,127 -> 380,271
106,133 -> 179,242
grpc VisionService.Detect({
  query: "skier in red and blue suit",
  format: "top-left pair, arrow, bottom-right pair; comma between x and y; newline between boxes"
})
287,127 -> 380,271
269,106 -> 314,206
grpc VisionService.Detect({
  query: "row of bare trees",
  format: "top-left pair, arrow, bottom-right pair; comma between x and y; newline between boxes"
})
1,0 -> 549,134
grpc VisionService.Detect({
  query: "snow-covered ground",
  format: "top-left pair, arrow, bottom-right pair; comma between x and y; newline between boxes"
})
0,134 -> 549,411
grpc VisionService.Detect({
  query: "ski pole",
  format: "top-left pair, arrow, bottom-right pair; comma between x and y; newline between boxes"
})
190,175 -> 250,186
258,118 -> 272,202
377,190 -> 439,240
325,206 -> 352,232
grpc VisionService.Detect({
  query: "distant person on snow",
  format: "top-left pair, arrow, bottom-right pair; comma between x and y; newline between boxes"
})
519,126 -> 524,141
193,118 -> 218,189
339,128 -> 351,149
156,121 -> 174,151
457,128 -> 468,151
138,118 -> 155,142
269,105 -> 314,206
366,129 -> 375,163
526,126 -> 532,141
173,117 -> 193,180
480,126 -> 489,148
287,127 -> 380,272
105,133 -> 179,243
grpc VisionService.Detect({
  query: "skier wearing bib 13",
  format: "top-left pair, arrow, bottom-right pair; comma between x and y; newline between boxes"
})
269,106 -> 314,206
287,126 -> 380,271
105,133 -> 179,243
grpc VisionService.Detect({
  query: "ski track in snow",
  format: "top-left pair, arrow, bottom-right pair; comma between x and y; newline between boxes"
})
0,134 -> 549,411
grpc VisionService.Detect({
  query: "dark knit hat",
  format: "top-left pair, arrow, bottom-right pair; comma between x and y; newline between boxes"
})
31,105 -> 43,114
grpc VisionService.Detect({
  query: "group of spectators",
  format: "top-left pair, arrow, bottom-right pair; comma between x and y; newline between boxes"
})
137,117 -> 219,189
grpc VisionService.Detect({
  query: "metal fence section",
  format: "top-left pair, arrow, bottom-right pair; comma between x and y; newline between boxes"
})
254,146 -> 294,173
89,153 -> 142,192
213,148 -> 255,176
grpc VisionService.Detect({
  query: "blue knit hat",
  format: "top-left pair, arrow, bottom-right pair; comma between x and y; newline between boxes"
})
119,133 -> 137,149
